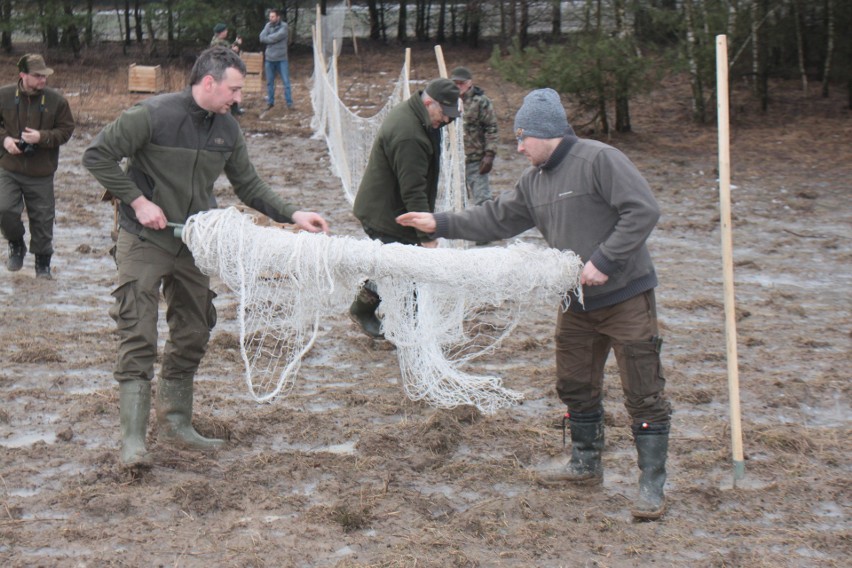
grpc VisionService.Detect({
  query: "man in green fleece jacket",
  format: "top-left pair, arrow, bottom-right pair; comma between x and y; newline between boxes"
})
349,78 -> 460,339
397,88 -> 672,521
83,46 -> 328,467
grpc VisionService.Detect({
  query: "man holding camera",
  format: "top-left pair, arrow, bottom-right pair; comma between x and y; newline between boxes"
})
0,54 -> 75,279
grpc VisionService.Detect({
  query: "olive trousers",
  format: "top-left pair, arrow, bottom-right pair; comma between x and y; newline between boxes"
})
111,229 -> 216,384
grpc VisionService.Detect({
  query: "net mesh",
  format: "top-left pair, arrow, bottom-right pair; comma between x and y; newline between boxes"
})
182,208 -> 583,413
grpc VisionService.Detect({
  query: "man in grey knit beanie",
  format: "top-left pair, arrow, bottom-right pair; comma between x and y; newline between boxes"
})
513,88 -> 574,140
397,87 -> 673,522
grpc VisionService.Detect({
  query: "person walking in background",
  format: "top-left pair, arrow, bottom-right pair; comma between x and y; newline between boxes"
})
259,8 -> 292,110
397,88 -> 672,521
210,22 -> 242,54
0,54 -> 75,279
83,47 -> 329,468
450,66 -> 498,208
348,78 -> 460,339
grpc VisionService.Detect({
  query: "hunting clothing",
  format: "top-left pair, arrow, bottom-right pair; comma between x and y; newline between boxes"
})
83,88 -> 298,255
460,86 -> 498,164
353,91 -> 442,244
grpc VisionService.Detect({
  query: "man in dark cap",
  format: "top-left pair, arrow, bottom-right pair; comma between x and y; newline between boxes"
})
0,54 -> 75,279
210,23 -> 241,54
349,78 -> 460,338
397,88 -> 672,521
450,67 -> 498,210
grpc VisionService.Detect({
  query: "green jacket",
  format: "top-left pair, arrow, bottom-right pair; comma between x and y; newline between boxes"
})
0,81 -> 75,177
83,89 -> 297,254
352,92 -> 441,243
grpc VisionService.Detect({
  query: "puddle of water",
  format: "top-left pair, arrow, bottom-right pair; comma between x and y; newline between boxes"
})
270,439 -> 357,455
0,430 -> 57,448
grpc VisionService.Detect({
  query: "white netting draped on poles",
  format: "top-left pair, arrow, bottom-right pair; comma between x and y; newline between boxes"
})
310,31 -> 409,205
182,208 -> 584,414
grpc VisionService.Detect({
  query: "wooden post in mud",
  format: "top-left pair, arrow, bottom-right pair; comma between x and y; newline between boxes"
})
716,35 -> 746,484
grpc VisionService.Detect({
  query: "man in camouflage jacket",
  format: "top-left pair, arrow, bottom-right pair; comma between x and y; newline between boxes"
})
451,67 -> 498,207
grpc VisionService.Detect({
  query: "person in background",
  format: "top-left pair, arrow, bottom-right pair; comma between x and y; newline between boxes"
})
450,66 -> 498,208
0,54 -> 75,280
210,22 -> 242,54
259,8 -> 292,110
210,22 -> 244,115
397,88 -> 672,521
348,78 -> 460,339
83,47 -> 329,468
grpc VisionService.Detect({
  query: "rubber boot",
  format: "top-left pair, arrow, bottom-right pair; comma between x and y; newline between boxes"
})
6,239 -> 26,271
348,283 -> 383,339
631,422 -> 669,520
538,408 -> 604,486
35,254 -> 52,280
156,378 -> 225,450
119,380 -> 152,466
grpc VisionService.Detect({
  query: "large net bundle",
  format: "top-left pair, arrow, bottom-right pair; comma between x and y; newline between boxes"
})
182,207 -> 584,413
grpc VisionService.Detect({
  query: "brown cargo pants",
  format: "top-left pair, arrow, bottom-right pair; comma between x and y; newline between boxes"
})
554,289 -> 672,426
110,229 -> 216,383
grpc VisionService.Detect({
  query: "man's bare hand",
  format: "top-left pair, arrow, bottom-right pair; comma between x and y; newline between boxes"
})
580,260 -> 609,287
396,212 -> 436,233
130,196 -> 167,229
21,127 -> 41,145
291,211 -> 329,234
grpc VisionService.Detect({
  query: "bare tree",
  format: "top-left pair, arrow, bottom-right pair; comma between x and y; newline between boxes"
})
821,0 -> 834,97
683,0 -> 706,123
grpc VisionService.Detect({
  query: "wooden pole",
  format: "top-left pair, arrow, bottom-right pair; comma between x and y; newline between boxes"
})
403,48 -> 411,100
433,45 -> 465,214
716,34 -> 746,484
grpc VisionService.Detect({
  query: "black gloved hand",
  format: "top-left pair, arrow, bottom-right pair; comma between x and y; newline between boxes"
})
478,153 -> 495,175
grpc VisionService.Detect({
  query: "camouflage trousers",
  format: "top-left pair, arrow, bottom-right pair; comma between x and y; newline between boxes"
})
465,161 -> 493,206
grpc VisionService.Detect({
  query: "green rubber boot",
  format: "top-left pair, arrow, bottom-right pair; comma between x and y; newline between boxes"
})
119,380 -> 152,466
156,378 -> 225,450
631,422 -> 669,520
538,408 -> 604,486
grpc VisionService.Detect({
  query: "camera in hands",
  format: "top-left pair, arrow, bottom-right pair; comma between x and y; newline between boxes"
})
16,140 -> 37,156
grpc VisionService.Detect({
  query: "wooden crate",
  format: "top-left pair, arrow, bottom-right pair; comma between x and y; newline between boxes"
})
241,52 -> 264,75
243,73 -> 264,94
128,64 -> 164,93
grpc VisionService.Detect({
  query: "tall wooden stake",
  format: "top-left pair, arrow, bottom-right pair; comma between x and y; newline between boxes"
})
716,35 -> 745,484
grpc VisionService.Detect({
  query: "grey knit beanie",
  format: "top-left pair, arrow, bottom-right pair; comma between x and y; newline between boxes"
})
513,88 -> 570,139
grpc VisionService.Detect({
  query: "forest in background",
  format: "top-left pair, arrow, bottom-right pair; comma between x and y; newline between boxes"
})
1,1 -> 849,133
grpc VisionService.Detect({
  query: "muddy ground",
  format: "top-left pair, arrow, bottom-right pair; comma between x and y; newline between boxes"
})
0,44 -> 849,567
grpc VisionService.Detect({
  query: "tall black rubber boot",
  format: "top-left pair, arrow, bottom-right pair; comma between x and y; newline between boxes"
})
35,254 -> 52,280
348,282 -> 383,339
119,380 -> 152,466
156,378 -> 225,450
6,239 -> 26,271
631,422 -> 670,520
538,407 -> 604,486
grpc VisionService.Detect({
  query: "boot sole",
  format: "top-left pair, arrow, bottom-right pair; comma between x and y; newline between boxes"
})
536,473 -> 603,487
631,498 -> 666,520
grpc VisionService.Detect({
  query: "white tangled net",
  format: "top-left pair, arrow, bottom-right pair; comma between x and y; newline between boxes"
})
182,208 -> 583,414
